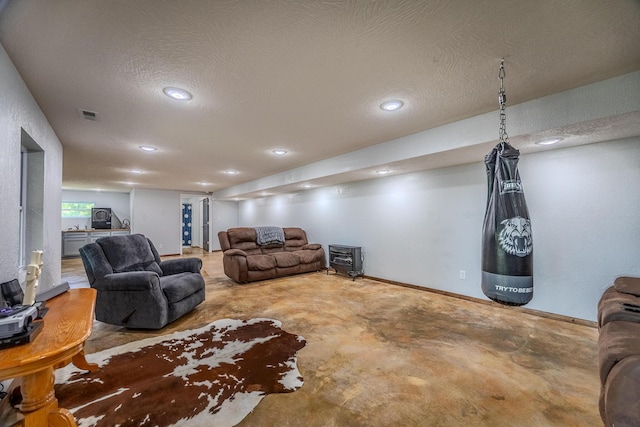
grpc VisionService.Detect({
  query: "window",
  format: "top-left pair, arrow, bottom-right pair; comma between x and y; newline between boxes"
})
61,202 -> 94,218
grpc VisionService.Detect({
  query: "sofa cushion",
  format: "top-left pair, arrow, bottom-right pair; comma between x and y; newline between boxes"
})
97,234 -> 156,273
293,249 -> 322,264
246,255 -> 277,271
227,228 -> 262,255
283,227 -> 308,251
273,252 -> 299,268
614,276 -> 640,297
261,243 -> 285,254
160,272 -> 205,304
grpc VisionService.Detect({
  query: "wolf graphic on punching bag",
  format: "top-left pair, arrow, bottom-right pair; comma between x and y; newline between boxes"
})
481,141 -> 533,306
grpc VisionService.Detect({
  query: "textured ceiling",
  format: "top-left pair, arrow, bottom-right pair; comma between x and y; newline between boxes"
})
1,0 -> 639,195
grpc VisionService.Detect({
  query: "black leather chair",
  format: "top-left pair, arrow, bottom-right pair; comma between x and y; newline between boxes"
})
79,234 -> 205,329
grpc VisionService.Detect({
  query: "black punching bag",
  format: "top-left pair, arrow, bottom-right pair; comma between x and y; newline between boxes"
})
481,141 -> 533,306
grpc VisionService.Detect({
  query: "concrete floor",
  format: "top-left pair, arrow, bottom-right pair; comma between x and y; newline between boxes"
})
62,250 -> 602,426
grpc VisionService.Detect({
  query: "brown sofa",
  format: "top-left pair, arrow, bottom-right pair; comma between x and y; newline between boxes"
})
597,276 -> 640,426
218,227 -> 326,283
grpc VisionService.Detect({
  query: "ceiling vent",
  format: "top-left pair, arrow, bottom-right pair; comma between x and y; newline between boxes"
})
79,109 -> 98,121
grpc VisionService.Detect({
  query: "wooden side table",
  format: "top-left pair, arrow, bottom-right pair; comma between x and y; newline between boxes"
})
0,288 -> 97,427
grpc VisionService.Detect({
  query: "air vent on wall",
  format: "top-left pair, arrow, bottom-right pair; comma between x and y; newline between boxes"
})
79,109 -> 98,121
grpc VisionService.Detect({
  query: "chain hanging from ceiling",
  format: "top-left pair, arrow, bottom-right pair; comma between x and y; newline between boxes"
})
498,59 -> 510,145
481,58 -> 534,307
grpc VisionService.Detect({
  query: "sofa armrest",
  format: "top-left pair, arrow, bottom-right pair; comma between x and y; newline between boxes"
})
224,248 -> 247,257
602,354 -> 640,426
218,231 -> 231,251
614,276 -> 640,296
302,243 -> 322,250
160,258 -> 202,275
92,271 -> 160,292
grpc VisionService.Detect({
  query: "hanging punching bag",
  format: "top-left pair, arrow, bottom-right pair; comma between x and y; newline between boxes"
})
481,60 -> 533,306
481,142 -> 533,305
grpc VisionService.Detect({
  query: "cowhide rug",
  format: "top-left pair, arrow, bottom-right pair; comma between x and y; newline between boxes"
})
54,318 -> 306,427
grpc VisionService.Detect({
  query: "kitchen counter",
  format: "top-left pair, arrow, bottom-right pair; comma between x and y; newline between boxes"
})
62,229 -> 131,257
63,228 -> 131,233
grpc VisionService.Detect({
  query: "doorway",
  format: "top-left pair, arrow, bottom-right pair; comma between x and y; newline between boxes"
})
20,129 -> 44,267
202,197 -> 210,252
179,194 -> 210,254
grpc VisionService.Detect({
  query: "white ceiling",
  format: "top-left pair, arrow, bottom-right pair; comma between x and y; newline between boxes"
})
1,0 -> 639,198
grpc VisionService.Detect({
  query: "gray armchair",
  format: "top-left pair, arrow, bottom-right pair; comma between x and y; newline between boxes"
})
79,234 -> 205,329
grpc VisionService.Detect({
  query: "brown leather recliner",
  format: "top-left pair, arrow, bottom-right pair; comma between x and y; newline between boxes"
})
218,227 -> 325,283
597,276 -> 640,426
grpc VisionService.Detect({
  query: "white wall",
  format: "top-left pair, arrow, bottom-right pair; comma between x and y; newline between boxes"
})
131,189 -> 210,255
238,139 -> 640,322
210,200 -> 239,250
61,189 -> 130,230
0,44 -> 63,298
130,188 -> 183,255
125,188 -> 238,255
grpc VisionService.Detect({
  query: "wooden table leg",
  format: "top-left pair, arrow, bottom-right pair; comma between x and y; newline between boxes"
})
55,347 -> 99,372
48,408 -> 77,427
18,367 -> 77,427
19,367 -> 55,413
71,349 -> 99,372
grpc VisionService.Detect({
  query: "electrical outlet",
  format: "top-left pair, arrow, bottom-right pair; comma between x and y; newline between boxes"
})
459,270 -> 466,280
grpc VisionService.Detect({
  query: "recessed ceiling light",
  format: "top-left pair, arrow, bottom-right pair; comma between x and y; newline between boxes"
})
131,169 -> 144,174
380,100 -> 404,111
376,169 -> 392,175
225,170 -> 239,175
139,145 -> 157,152
199,182 -> 211,186
163,87 -> 192,101
536,137 -> 562,146
272,149 -> 288,156
301,184 -> 311,188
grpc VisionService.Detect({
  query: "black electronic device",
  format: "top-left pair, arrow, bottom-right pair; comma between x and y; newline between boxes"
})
0,304 -> 32,318
91,207 -> 112,229
0,305 -> 38,339
0,320 -> 43,349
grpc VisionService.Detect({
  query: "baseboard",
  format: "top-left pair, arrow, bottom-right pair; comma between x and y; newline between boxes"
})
364,275 -> 598,328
